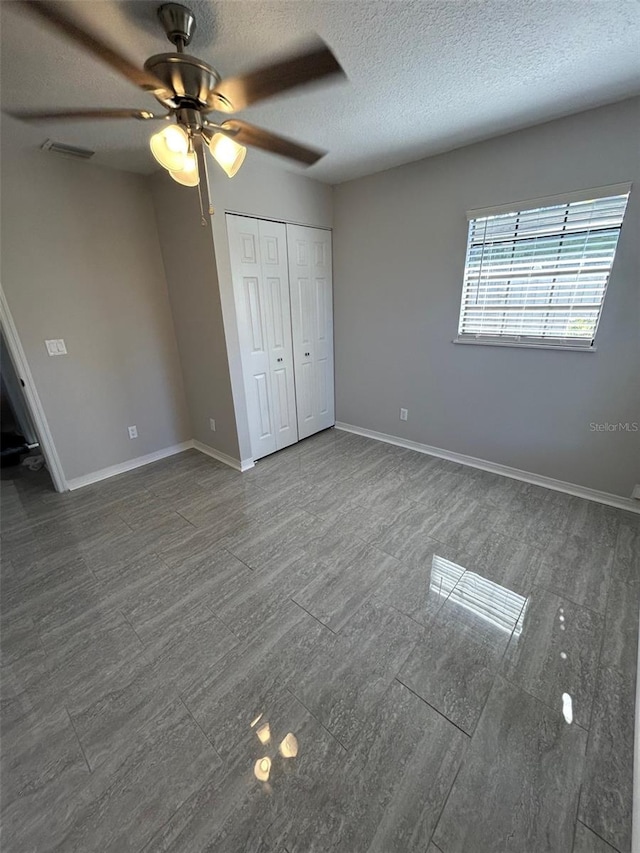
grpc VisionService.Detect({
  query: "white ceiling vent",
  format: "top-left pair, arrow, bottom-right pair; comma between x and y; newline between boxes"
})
40,139 -> 95,159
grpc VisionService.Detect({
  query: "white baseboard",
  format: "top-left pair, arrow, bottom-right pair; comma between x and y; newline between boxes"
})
66,441 -> 194,490
66,439 -> 254,491
335,422 -> 640,514
193,440 -> 254,472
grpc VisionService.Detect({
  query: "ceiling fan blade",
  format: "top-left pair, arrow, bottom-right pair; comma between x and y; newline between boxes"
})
7,108 -> 169,122
218,120 -> 326,165
209,40 -> 345,113
18,1 -> 173,100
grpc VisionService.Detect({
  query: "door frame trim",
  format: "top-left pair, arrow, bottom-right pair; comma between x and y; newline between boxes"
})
224,210 -> 333,232
0,283 -> 68,492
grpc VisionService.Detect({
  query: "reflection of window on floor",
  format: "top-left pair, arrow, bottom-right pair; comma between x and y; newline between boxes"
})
430,555 -> 527,635
428,555 -> 466,599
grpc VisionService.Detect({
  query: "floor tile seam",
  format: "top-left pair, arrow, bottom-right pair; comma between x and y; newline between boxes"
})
427,731 -> 469,853
214,544 -> 257,574
498,670 -> 590,734
307,539 -> 375,570
500,523 -> 617,560
133,750 -> 214,853
117,608 -> 148,652
0,636 -> 42,670
419,640 -> 588,849
391,674 -> 472,853
380,599 -> 444,635
583,579 -> 630,732
176,694 -> 223,764
1,556 -> 98,603
287,599 -> 339,636
519,579 -> 607,620
32,618 -> 54,662
569,814 -> 579,853
283,686 -> 350,754
123,508 -> 203,536
576,819 -> 626,853
292,558 -> 402,627
422,567 -> 523,656
393,677 -> 472,740
612,568 -> 640,589
205,608 -> 244,644
126,602 -> 243,662
64,704 -> 93,774
172,508 -> 204,530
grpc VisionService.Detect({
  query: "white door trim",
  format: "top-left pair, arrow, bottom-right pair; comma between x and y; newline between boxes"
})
0,284 -> 68,492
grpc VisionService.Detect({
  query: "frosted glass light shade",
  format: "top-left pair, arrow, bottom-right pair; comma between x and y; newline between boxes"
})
150,125 -> 189,171
169,152 -> 199,186
208,133 -> 246,177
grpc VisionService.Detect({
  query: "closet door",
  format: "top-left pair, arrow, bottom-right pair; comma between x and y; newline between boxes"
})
227,215 -> 298,460
287,224 -> 335,439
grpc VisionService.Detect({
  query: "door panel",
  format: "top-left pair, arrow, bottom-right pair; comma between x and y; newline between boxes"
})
228,216 -> 276,460
255,373 -> 272,439
258,219 -> 298,452
227,214 -> 298,460
287,225 -> 334,440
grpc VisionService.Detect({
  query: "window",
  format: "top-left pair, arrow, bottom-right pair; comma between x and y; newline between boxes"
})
456,184 -> 631,350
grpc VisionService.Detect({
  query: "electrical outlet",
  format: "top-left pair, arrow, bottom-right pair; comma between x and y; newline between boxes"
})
400,408 -> 408,421
209,418 -> 216,432
45,339 -> 67,356
128,425 -> 138,439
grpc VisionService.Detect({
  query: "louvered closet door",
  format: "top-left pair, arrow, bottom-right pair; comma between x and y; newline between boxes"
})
227,214 -> 298,460
286,224 -> 335,440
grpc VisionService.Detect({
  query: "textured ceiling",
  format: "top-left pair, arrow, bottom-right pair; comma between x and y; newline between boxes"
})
2,0 -> 639,183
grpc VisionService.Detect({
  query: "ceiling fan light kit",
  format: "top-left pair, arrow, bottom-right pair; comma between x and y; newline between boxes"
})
11,1 -> 346,218
149,123 -> 189,171
168,150 -> 199,187
206,132 -> 247,178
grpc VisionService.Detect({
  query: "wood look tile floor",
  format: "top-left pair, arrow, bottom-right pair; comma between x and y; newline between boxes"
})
1,428 -> 638,853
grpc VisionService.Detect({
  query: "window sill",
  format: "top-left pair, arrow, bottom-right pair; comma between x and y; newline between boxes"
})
452,338 -> 597,353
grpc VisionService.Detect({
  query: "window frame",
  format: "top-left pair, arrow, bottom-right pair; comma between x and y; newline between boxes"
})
453,183 -> 631,352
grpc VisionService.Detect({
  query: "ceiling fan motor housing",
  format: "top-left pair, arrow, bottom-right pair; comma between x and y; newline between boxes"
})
144,53 -> 228,111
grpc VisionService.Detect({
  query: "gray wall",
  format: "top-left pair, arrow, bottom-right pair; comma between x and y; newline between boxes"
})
150,169 -> 240,461
1,119 -> 190,482
333,97 -> 640,498
208,154 -> 333,462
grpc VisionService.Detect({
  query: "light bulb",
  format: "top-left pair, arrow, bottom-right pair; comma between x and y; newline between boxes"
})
208,132 -> 246,178
256,723 -> 271,744
254,756 -> 271,781
150,125 -> 189,171
169,152 -> 199,186
279,732 -> 298,758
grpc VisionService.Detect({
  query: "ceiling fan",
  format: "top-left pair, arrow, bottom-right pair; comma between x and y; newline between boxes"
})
9,1 -> 346,195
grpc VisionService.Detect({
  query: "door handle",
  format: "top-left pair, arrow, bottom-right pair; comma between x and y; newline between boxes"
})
304,352 -> 310,357
276,357 -> 283,362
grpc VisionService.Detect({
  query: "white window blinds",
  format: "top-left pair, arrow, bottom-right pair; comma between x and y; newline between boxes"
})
457,187 -> 630,348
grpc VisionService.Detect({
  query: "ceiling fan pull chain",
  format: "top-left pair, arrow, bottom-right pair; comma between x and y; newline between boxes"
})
196,176 -> 207,227
200,142 -> 215,218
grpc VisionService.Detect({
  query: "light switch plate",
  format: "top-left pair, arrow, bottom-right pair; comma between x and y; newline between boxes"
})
45,339 -> 67,356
